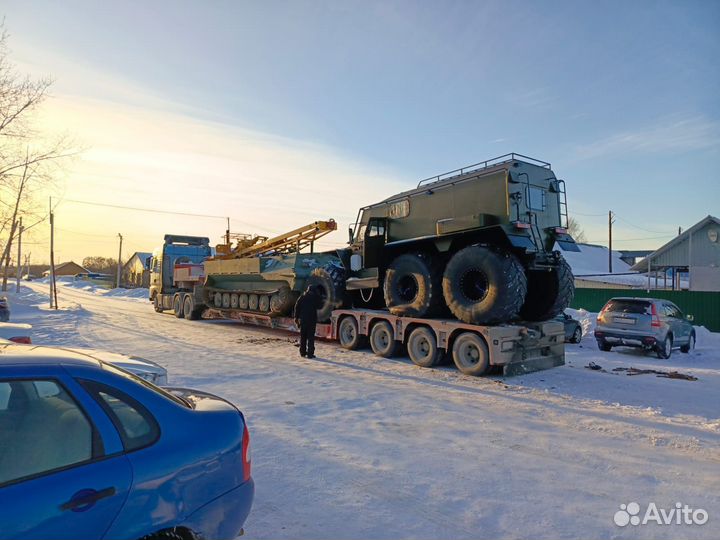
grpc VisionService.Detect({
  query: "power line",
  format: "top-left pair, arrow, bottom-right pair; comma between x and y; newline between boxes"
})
62,199 -> 228,220
614,214 -> 674,235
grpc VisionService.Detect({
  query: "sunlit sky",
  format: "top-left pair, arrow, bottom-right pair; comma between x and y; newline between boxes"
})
3,0 -> 719,264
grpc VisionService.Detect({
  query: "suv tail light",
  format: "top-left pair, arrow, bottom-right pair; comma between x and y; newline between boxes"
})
651,303 -> 661,328
597,304 -> 609,323
242,423 -> 251,482
9,336 -> 31,344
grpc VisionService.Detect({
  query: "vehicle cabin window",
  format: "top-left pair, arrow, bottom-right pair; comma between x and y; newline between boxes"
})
367,222 -> 385,238
664,303 -> 681,319
82,381 -> 159,452
527,186 -> 546,211
0,380 -> 93,485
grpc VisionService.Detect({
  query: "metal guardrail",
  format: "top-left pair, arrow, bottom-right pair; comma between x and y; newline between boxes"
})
417,153 -> 552,188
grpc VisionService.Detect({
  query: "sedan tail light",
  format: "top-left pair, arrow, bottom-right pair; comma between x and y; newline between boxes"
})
9,336 -> 31,344
242,423 -> 252,482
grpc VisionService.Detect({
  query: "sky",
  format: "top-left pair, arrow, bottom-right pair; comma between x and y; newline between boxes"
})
2,0 -> 719,264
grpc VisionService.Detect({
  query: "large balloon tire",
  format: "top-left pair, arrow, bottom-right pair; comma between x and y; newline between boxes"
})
519,256 -> 574,321
307,264 -> 346,323
383,252 -> 444,318
442,246 -> 527,325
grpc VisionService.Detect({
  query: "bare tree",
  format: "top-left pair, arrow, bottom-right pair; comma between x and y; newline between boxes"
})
567,216 -> 587,243
0,24 -> 75,290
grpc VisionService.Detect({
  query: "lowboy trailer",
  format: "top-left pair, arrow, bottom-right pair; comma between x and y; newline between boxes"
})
200,303 -> 565,377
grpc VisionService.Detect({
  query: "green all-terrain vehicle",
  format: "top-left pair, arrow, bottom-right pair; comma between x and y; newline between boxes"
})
338,153 -> 579,325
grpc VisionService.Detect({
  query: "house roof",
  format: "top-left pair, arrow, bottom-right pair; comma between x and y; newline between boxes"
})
629,215 -> 720,271
55,261 -> 88,271
123,252 -> 152,268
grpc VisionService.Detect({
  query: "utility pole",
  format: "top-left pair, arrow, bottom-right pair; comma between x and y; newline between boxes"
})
49,197 -> 58,309
608,210 -> 615,273
15,217 -> 23,293
116,233 -> 123,288
226,217 -> 231,246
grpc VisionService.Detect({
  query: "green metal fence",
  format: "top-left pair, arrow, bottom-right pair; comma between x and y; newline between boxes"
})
571,289 -> 720,332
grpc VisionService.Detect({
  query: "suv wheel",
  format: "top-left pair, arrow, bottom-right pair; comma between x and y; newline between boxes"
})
680,333 -> 695,353
656,335 -> 673,359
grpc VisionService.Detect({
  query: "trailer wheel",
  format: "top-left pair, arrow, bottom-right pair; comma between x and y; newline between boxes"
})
153,295 -> 163,313
338,316 -> 364,350
221,293 -> 231,309
230,293 -> 239,309
407,326 -> 443,368
384,252 -> 443,318
452,332 -> 490,376
173,294 -> 184,318
308,264 -> 346,322
183,295 -> 201,320
442,246 -> 526,324
370,320 -> 399,358
238,293 -> 249,310
519,256 -> 574,321
248,294 -> 259,311
258,295 -> 270,313
213,292 -> 222,308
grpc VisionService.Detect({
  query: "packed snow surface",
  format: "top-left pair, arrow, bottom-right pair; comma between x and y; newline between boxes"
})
5,283 -> 719,539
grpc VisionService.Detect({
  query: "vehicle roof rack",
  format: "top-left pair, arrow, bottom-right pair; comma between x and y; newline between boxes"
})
417,153 -> 551,188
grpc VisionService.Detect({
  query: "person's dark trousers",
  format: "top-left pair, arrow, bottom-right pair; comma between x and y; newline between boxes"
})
299,324 -> 316,357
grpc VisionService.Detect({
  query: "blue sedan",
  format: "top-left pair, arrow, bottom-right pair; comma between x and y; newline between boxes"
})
0,345 -> 254,540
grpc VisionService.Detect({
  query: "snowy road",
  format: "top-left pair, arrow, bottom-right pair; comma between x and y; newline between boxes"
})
12,282 -> 720,539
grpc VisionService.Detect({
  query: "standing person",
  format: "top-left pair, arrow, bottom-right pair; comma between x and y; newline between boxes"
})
294,285 -> 322,358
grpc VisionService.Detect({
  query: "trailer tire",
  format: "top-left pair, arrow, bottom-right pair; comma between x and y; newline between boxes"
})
452,332 -> 490,376
308,264 -> 346,323
258,294 -> 270,313
213,292 -> 222,308
407,326 -> 443,368
384,252 -> 443,318
338,316 -> 364,350
230,293 -> 239,309
173,294 -> 183,318
442,246 -> 526,324
221,293 -> 231,309
370,320 -> 399,358
248,294 -> 259,311
238,293 -> 249,310
520,256 -> 574,321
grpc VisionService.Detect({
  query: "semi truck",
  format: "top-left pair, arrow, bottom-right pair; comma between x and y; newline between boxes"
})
147,153 -> 574,376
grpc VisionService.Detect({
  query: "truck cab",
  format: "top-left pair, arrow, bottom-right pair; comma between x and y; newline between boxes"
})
149,235 -> 211,307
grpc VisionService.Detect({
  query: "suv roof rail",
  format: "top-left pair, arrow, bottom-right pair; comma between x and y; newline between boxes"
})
417,152 -> 551,188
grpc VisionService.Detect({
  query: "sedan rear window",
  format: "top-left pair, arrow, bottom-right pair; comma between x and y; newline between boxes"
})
604,300 -> 652,315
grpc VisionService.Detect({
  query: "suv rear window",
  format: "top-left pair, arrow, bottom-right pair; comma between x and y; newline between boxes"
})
604,300 -> 652,314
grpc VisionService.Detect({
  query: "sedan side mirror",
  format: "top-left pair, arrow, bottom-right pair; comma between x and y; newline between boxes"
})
686,314 -> 694,322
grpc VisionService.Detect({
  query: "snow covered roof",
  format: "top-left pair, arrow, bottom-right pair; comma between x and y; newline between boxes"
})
557,243 -> 650,286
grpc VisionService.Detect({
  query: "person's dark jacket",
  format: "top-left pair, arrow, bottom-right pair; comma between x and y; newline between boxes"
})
293,289 -> 322,326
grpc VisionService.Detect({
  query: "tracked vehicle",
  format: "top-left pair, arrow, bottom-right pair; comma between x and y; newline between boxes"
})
202,220 -> 345,321
340,153 -> 579,325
